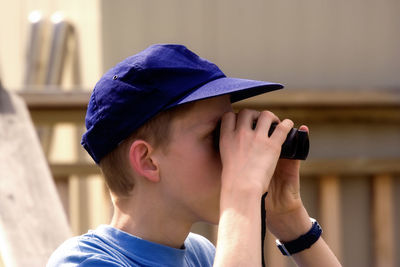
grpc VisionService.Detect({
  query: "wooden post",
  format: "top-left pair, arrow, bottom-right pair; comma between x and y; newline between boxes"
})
54,177 -> 70,221
319,175 -> 342,262
372,175 -> 394,267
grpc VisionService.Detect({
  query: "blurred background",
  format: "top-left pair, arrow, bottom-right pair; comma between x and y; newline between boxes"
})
0,0 -> 399,266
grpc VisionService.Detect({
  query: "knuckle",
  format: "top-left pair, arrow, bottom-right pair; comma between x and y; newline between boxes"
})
282,119 -> 294,129
240,108 -> 252,115
240,108 -> 260,117
261,110 -> 278,120
260,110 -> 273,117
286,118 -> 294,125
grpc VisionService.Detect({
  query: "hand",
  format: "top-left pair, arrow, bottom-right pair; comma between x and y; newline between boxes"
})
219,110 -> 294,197
265,125 -> 313,241
214,109 -> 294,267
262,126 -> 342,266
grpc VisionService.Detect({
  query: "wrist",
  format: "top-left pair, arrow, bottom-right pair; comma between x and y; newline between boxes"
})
219,182 -> 262,212
276,218 -> 323,256
220,170 -> 265,199
268,206 -> 311,242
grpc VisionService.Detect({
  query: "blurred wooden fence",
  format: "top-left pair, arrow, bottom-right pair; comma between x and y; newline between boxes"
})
20,89 -> 400,267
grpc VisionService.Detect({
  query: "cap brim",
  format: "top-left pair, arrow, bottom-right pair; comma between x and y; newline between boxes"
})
171,77 -> 284,107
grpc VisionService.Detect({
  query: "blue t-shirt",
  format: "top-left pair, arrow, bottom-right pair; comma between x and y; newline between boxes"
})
47,225 -> 215,267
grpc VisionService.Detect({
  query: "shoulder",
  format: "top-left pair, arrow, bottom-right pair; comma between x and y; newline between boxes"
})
184,233 -> 215,265
46,233 -> 127,267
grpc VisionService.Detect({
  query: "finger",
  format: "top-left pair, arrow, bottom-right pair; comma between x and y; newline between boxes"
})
220,112 -> 236,137
299,125 -> 309,133
254,110 -> 280,134
269,119 -> 294,144
236,109 -> 260,130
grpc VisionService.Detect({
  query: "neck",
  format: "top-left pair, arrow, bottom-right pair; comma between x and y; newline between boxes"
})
110,191 -> 193,249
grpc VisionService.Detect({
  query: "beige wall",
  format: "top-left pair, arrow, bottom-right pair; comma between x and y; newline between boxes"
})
100,0 -> 400,90
2,0 -> 399,90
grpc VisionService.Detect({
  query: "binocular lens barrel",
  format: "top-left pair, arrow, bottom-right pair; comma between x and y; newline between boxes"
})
213,121 -> 309,160
267,123 -> 309,160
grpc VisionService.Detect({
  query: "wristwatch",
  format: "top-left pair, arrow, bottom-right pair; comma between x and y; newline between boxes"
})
276,218 -> 322,256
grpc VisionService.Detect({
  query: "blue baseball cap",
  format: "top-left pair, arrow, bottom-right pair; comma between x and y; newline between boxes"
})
81,44 -> 284,163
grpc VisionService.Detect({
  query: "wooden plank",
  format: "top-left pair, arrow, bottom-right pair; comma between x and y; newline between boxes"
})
18,90 -> 90,110
341,176 -> 371,267
18,90 -> 400,110
319,175 -> 342,262
0,89 -> 71,267
234,90 -> 400,108
51,162 -> 101,177
265,107 -> 400,124
69,175 -> 91,235
55,178 -> 70,221
233,90 -> 400,123
30,110 -> 86,124
87,176 -> 113,230
372,175 -> 395,267
46,158 -> 400,179
18,90 -> 400,123
300,158 -> 400,176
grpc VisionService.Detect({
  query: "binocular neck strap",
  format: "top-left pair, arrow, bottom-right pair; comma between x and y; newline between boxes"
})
261,192 -> 268,267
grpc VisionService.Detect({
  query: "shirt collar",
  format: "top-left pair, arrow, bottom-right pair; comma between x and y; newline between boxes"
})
94,224 -> 187,265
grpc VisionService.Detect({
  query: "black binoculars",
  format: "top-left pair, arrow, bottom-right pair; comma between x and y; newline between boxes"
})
213,121 -> 309,160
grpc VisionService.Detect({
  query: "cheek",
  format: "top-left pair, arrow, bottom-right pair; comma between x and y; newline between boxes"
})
159,139 -> 222,222
185,146 -> 222,195
164,141 -> 222,192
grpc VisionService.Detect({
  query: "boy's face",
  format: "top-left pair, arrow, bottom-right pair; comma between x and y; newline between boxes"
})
156,95 -> 232,225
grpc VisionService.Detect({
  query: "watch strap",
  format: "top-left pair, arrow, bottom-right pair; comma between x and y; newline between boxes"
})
276,218 -> 322,256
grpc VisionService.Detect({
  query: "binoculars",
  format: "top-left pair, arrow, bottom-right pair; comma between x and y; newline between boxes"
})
213,121 -> 309,160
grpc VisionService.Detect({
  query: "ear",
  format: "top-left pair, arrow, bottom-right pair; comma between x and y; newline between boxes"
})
128,140 -> 160,183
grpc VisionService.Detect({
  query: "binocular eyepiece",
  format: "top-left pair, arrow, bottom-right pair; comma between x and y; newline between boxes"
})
213,121 -> 309,160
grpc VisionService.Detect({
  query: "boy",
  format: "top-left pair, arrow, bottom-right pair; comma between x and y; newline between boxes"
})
48,44 -> 341,266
